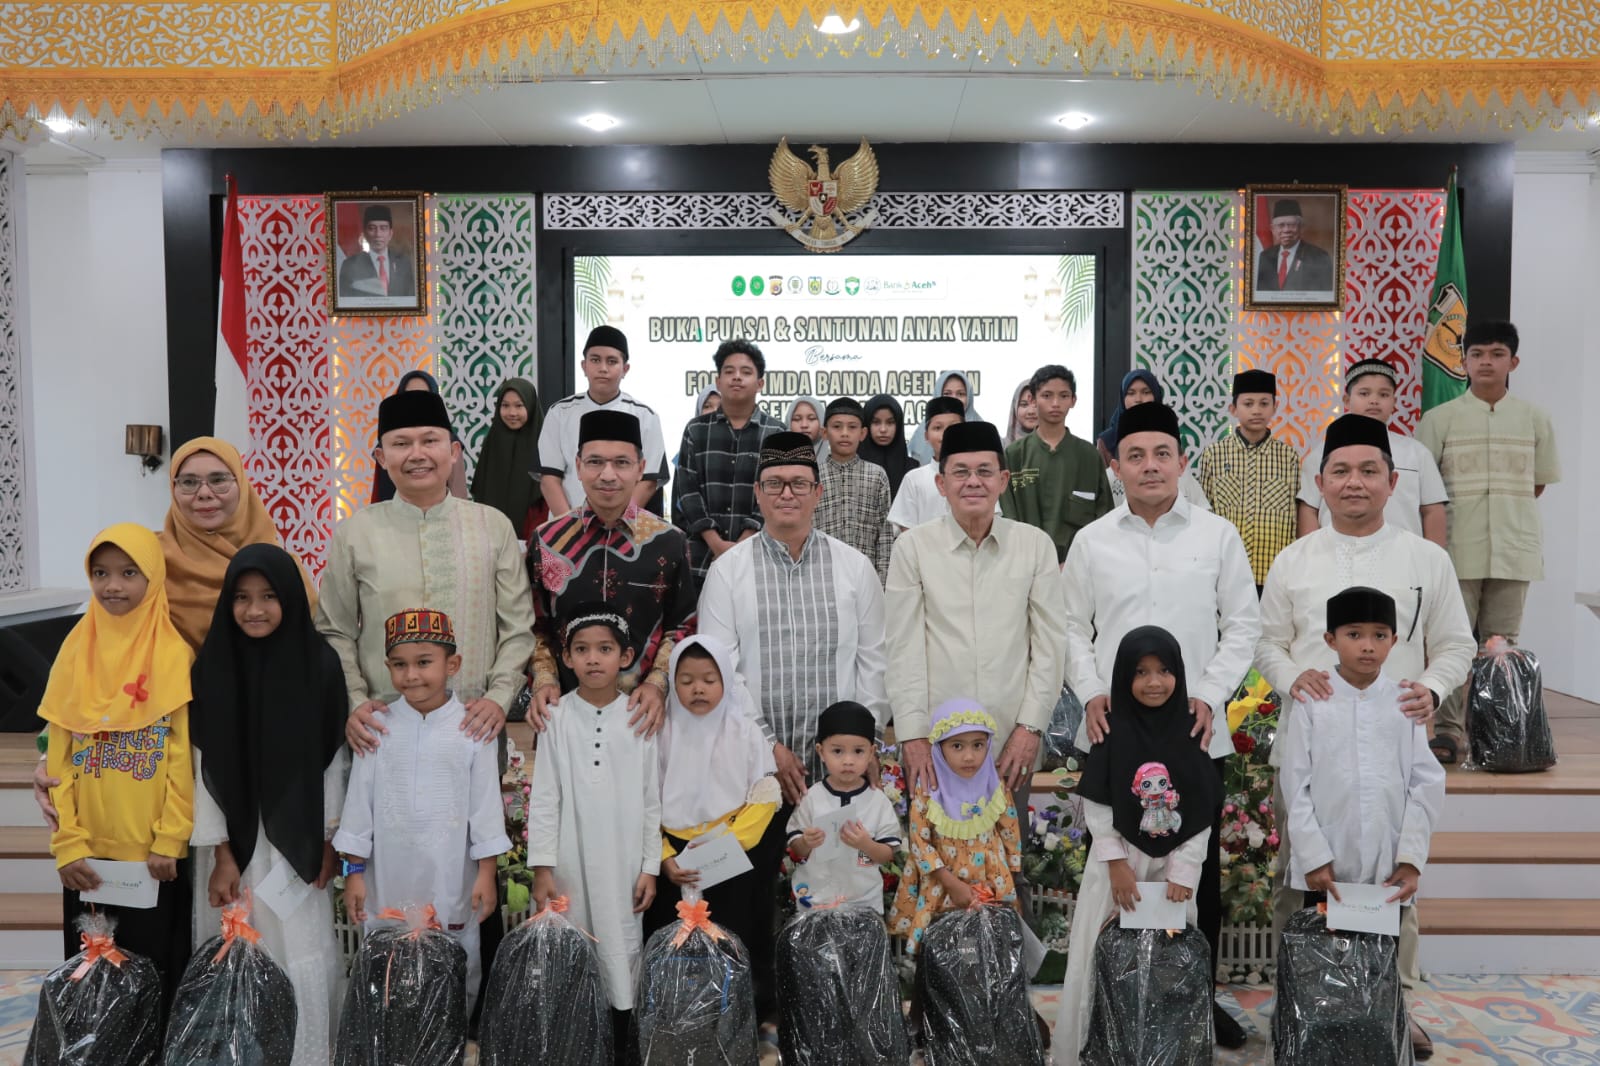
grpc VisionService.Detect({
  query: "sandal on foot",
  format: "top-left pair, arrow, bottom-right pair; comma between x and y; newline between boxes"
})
1429,734 -> 1459,765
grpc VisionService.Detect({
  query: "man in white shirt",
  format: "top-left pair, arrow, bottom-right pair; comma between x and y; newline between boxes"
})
1256,413 -> 1474,1059
1062,399 -> 1258,1049
1297,358 -> 1448,544
886,420 -> 1066,798
538,326 -> 667,514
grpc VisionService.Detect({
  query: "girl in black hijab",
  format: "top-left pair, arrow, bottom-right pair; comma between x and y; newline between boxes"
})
470,377 -> 546,537
189,543 -> 349,1063
1053,626 -> 1222,1063
858,394 -> 918,499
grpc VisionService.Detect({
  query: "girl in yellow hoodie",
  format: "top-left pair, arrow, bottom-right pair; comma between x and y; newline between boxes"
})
40,523 -> 195,1006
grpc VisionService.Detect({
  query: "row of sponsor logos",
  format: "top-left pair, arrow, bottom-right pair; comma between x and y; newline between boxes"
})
730,274 -> 939,297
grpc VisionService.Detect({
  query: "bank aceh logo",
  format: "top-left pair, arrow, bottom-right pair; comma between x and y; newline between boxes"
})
731,275 -> 746,296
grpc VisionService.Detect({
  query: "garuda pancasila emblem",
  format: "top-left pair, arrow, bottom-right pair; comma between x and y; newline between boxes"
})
768,137 -> 880,253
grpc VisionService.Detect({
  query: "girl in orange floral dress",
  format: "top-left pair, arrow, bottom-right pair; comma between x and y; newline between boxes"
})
890,698 -> 1023,952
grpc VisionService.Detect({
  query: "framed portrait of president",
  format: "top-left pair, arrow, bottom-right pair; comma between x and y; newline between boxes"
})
325,191 -> 427,317
1244,185 -> 1346,311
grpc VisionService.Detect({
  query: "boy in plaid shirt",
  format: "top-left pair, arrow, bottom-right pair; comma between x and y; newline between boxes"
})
1198,369 -> 1300,594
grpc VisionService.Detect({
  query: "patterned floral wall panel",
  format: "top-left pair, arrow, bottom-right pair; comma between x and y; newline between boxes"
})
432,194 -> 538,477
1131,191 -> 1239,457
238,195 -> 334,575
1232,307 -> 1344,456
1341,190 -> 1445,433
0,150 -> 25,591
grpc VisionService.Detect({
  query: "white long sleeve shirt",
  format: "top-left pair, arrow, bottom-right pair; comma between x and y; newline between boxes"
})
1255,523 -> 1476,707
1082,797 -> 1210,890
1062,495 -> 1260,758
1278,672 -> 1446,892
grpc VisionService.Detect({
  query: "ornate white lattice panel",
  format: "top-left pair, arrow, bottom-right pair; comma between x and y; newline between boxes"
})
432,194 -> 538,474
0,150 -> 24,591
1131,191 -> 1239,457
543,192 -> 1124,230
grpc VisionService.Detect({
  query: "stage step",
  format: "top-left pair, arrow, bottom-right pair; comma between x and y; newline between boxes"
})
1419,898 -> 1600,974
1419,831 -> 1600,898
0,892 -> 62,970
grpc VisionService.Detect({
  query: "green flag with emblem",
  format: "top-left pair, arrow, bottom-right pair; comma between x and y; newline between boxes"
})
1422,169 -> 1469,410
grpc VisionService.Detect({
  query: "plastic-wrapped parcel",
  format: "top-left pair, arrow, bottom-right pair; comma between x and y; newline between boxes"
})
631,896 -> 757,1066
24,914 -> 163,1066
334,904 -> 467,1066
917,898 -> 1046,1066
1273,907 -> 1410,1066
1081,921 -> 1213,1066
478,897 -> 611,1066
163,897 -> 296,1065
775,902 -> 909,1065
1042,685 -> 1088,770
1466,638 -> 1557,773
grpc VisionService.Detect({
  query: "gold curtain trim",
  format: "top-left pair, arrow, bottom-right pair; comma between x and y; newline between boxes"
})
2,1 -> 1597,140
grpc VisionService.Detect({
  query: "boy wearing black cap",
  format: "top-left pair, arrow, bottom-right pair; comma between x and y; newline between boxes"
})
1278,586 -> 1446,1053
1198,369 -> 1301,592
786,701 -> 902,912
539,326 -> 668,516
814,397 -> 894,583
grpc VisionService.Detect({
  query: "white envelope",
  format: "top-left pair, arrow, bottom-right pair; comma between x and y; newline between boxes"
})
254,859 -> 316,920
674,831 -> 754,891
1117,882 -> 1188,930
81,860 -> 159,910
804,806 -> 858,864
1325,883 -> 1401,936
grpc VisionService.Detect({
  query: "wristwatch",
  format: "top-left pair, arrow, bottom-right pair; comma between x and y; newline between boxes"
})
1018,724 -> 1044,738
341,860 -> 366,877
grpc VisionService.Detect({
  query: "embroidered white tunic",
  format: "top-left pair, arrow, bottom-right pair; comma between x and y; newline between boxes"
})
1278,672 -> 1445,891
525,691 -> 662,1010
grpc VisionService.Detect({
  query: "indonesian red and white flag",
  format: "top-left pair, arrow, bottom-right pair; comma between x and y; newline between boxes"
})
214,173 -> 250,452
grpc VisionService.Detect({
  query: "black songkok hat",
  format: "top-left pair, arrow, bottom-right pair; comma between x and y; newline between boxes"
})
758,431 -> 820,474
1346,358 -> 1399,389
1321,413 -> 1392,467
815,701 -> 876,744
362,203 -> 393,225
1114,401 -> 1182,449
939,421 -> 1005,463
924,396 -> 965,423
1326,586 -> 1397,633
584,325 -> 630,359
378,390 -> 453,438
1272,199 -> 1303,219
824,397 -> 865,424
578,410 -> 642,449
1233,369 -> 1277,398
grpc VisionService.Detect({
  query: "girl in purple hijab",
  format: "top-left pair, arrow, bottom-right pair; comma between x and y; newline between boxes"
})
890,698 -> 1024,952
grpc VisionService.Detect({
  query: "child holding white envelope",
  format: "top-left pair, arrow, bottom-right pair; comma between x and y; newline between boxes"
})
1053,626 -> 1222,1065
1277,586 -> 1446,1050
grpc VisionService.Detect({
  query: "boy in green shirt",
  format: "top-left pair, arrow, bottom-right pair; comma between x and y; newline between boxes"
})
1198,369 -> 1301,593
1000,364 -> 1112,563
1417,320 -> 1560,763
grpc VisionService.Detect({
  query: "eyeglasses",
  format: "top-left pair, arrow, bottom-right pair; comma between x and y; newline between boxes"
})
758,478 -> 818,497
944,466 -> 1000,483
580,456 -> 637,473
173,473 -> 237,495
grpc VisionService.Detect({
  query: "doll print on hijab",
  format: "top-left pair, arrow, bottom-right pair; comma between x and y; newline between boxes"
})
1132,761 -> 1182,837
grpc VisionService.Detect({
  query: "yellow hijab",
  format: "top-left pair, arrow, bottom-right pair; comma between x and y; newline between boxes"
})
39,524 -> 195,734
159,437 -> 310,649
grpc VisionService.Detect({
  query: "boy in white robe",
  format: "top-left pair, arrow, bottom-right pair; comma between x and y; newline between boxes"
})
334,608 -> 512,1006
1278,587 -> 1446,1051
528,602 -> 662,1053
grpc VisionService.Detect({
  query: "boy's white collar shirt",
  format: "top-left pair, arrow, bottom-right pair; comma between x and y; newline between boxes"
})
785,779 -> 902,913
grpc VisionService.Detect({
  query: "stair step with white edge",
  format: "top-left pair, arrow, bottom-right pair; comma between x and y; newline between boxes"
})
1436,757 -> 1600,833
0,734 -> 45,828
1417,898 -> 1600,975
0,893 -> 64,969
1418,831 -> 1600,899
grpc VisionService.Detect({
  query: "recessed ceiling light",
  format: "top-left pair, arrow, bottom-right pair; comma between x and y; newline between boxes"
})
43,115 -> 78,134
816,14 -> 861,34
1056,111 -> 1093,130
578,113 -> 619,132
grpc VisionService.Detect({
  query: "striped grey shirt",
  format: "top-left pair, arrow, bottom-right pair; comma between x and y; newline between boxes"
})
752,529 -> 839,779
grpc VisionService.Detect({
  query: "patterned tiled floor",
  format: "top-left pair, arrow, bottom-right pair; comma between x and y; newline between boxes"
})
7,968 -> 1600,1065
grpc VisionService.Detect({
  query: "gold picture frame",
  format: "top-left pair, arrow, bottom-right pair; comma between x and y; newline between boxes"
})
325,191 -> 427,317
1243,184 -> 1347,311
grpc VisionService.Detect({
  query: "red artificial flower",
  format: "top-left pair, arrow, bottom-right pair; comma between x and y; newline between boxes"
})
1232,732 -> 1256,754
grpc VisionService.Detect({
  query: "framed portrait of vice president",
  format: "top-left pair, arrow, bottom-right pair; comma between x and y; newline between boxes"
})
325,191 -> 427,317
1244,185 -> 1347,311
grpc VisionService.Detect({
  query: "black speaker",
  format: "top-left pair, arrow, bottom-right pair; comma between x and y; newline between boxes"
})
0,613 -> 82,732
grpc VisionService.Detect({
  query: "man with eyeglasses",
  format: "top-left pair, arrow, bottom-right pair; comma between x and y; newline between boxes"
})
538,326 -> 668,515
526,410 -> 696,734
887,420 -> 1067,800
697,431 -> 888,806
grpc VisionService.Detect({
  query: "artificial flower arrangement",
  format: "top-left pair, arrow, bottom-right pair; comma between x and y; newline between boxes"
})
1218,671 -> 1281,932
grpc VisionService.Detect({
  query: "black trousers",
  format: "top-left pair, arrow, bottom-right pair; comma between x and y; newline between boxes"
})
1196,756 -> 1227,987
62,858 -> 192,1012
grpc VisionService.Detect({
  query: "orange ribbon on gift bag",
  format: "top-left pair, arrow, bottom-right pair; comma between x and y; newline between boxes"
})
671,898 -> 728,948
213,892 -> 265,962
70,931 -> 128,982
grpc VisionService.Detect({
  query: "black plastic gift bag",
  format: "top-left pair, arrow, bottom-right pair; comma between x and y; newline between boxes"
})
163,898 -> 296,1065
24,914 -> 163,1066
1466,638 -> 1557,773
1081,921 -> 1213,1066
478,897 -> 612,1066
776,903 -> 909,1065
1043,685 -> 1088,770
631,896 -> 757,1066
1273,907 -> 1411,1066
334,904 -> 468,1066
917,898 -> 1046,1066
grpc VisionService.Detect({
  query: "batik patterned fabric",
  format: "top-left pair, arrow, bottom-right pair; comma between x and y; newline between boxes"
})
383,607 -> 455,651
530,504 -> 697,695
1197,429 -> 1302,585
